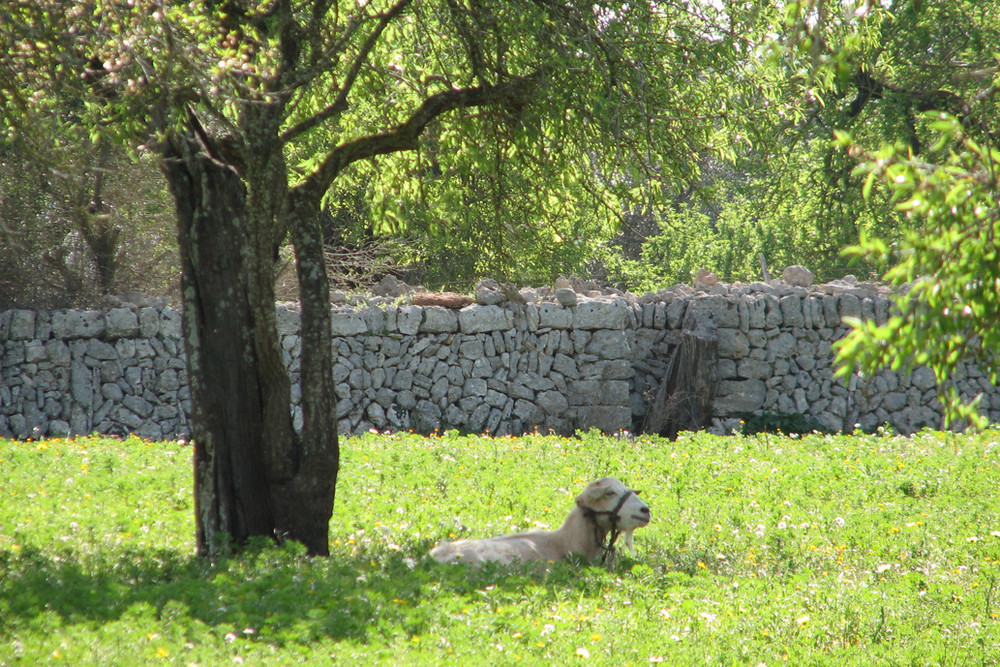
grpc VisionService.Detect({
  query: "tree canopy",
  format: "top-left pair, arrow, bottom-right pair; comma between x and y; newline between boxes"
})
602,0 -> 1000,289
2,0 -> 791,555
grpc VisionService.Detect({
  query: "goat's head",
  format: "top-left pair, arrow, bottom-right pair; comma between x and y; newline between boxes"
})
576,477 -> 651,532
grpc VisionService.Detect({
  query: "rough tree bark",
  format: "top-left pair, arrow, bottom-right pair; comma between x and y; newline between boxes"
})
641,312 -> 719,440
162,115 -> 337,557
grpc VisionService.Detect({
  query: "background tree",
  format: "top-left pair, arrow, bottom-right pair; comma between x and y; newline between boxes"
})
769,0 -> 1000,427
601,0 -> 1000,290
0,53 -> 177,307
3,0 -> 778,555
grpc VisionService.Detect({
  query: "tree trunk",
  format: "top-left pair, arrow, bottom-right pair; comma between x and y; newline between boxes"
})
80,135 -> 120,294
642,312 -> 718,439
284,192 -> 340,552
162,117 -> 337,557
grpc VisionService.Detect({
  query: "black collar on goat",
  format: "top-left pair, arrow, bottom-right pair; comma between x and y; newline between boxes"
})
578,488 -> 638,568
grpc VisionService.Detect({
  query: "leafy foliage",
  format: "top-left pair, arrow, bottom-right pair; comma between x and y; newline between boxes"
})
284,0 -> 784,288
3,0 -> 999,299
740,411 -> 832,436
607,0 -> 1000,292
833,113 -> 1000,428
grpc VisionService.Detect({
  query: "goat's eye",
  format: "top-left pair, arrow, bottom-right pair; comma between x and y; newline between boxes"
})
603,490 -> 616,498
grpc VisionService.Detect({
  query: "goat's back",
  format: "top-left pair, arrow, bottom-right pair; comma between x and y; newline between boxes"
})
430,531 -> 565,566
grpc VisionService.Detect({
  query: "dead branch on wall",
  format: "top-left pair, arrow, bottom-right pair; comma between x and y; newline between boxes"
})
642,312 -> 718,439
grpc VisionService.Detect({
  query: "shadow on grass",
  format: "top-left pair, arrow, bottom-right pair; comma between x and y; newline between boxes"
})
0,539 -> 637,646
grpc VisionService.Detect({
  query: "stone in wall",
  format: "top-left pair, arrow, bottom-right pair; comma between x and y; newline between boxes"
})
714,380 -> 767,416
289,294 -> 635,437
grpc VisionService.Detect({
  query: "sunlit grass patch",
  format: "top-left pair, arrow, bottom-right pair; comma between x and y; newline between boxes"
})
2,429 -> 999,664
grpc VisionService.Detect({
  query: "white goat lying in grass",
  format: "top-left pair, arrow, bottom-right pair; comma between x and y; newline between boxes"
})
430,477 -> 651,568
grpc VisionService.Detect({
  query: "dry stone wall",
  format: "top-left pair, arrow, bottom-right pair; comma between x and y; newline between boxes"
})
309,299 -> 634,438
2,281 -> 997,440
0,306 -> 186,440
632,282 -> 997,435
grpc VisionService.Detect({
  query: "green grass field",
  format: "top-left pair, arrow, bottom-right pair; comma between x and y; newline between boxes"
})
2,429 -> 999,665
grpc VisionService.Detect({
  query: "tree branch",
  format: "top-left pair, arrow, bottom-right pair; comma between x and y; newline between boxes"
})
281,0 -> 414,144
292,72 -> 542,204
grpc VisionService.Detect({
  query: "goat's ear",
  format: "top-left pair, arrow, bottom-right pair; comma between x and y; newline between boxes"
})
577,479 -> 608,504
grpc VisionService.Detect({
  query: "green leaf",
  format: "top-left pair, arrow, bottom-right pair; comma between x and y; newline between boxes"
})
862,170 -> 876,200
832,130 -> 852,146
